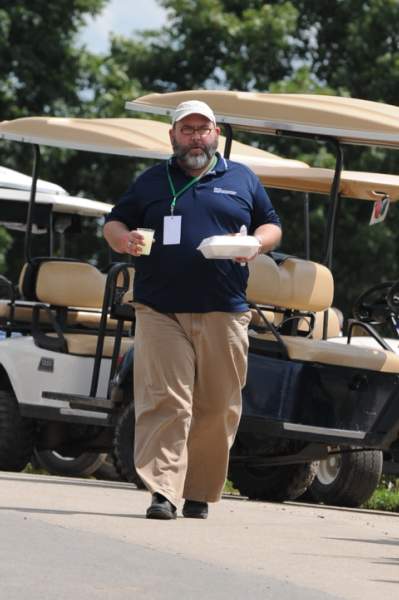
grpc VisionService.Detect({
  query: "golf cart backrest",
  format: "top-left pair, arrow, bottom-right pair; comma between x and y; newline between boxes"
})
26,259 -> 134,357
35,261 -> 105,308
0,259 -> 134,341
247,255 -> 334,312
246,254 -> 336,340
247,256 -> 399,374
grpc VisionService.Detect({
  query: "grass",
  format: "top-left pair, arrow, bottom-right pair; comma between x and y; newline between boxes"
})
363,477 -> 399,512
224,479 -> 240,495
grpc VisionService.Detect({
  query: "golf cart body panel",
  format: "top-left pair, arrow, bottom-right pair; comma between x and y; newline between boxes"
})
0,335 -> 111,424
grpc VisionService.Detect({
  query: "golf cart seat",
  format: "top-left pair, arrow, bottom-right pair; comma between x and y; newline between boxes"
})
0,259 -> 134,334
247,254 -> 399,374
27,259 -> 135,356
248,254 -> 336,336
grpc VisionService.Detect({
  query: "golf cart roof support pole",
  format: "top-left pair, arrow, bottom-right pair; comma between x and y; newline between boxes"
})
24,144 -> 41,262
272,129 -> 344,266
223,124 -> 233,158
48,211 -> 54,256
322,140 -> 344,269
321,140 -> 344,340
304,192 -> 310,260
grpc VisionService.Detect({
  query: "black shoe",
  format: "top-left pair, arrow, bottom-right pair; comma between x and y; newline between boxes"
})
182,499 -> 208,519
146,493 -> 177,520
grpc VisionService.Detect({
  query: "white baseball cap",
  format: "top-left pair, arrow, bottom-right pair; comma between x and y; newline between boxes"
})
172,100 -> 216,125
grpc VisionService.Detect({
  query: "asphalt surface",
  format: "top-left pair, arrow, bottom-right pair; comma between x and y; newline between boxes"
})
0,471 -> 398,599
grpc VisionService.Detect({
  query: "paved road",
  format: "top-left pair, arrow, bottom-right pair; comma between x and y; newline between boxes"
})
0,471 -> 398,599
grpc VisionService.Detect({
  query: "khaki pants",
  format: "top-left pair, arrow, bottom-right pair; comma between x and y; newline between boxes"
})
133,303 -> 251,507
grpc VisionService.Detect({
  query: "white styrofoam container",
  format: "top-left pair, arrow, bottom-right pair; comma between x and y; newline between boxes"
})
197,235 -> 260,259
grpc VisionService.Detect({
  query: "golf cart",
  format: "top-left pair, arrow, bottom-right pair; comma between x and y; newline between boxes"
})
0,164 -> 115,476
253,165 -> 399,505
122,90 -> 399,501
0,116 -> 307,484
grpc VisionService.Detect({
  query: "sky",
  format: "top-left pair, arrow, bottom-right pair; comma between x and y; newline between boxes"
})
78,0 -> 168,53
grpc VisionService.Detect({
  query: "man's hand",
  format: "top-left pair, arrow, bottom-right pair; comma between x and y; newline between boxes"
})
234,249 -> 259,264
122,230 -> 146,256
234,234 -> 261,264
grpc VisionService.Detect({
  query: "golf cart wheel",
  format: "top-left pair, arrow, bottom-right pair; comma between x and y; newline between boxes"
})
0,389 -> 35,471
112,401 -> 145,488
228,461 -> 319,501
307,449 -> 383,507
94,455 -> 121,481
32,449 -> 107,477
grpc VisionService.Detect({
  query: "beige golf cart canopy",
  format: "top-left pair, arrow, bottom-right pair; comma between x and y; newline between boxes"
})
0,116 -> 306,168
258,167 -> 399,202
126,91 -> 399,149
2,117 -> 397,202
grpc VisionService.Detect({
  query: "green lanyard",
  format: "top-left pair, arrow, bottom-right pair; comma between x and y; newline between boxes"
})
166,155 -> 217,215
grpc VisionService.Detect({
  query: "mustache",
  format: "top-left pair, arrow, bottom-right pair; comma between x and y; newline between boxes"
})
173,143 -> 212,159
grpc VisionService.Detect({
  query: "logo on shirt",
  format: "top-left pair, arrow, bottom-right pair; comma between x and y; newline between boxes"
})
213,187 -> 237,195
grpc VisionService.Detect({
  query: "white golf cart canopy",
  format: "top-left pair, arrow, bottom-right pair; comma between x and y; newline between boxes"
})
0,164 -> 111,255
0,188 -> 111,218
0,165 -> 111,220
126,91 -> 399,149
0,165 -> 66,195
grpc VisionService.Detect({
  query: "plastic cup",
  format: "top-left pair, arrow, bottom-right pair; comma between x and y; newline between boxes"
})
136,228 -> 155,255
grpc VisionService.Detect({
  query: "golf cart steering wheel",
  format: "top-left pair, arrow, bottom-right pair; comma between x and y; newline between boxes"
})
352,281 -> 396,324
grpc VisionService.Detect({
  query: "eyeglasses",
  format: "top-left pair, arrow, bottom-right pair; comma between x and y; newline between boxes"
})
178,126 -> 215,137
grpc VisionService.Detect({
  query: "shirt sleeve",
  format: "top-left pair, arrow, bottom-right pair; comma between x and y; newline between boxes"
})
104,179 -> 141,230
249,177 -> 281,232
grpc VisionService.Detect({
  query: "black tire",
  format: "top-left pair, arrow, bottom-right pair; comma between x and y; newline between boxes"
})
112,401 -> 145,488
32,450 -> 107,477
307,449 -> 383,507
0,389 -> 35,471
228,461 -> 319,501
94,455 -> 121,481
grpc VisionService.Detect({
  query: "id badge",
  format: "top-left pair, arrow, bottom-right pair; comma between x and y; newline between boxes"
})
163,215 -> 182,245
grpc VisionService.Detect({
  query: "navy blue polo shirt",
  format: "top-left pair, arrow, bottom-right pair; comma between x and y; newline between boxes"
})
106,153 -> 281,313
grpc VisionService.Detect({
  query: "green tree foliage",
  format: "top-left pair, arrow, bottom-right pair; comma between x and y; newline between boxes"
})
291,0 -> 399,105
0,0 -> 106,120
110,0 -> 299,91
0,0 -> 110,276
0,226 -> 11,273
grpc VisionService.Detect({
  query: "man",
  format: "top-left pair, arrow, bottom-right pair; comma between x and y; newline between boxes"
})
104,100 -> 281,520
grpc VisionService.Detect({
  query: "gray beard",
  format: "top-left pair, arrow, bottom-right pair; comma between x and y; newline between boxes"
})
172,139 -> 218,170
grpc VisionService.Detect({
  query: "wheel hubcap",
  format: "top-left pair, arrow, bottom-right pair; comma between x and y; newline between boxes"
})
317,454 -> 342,485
